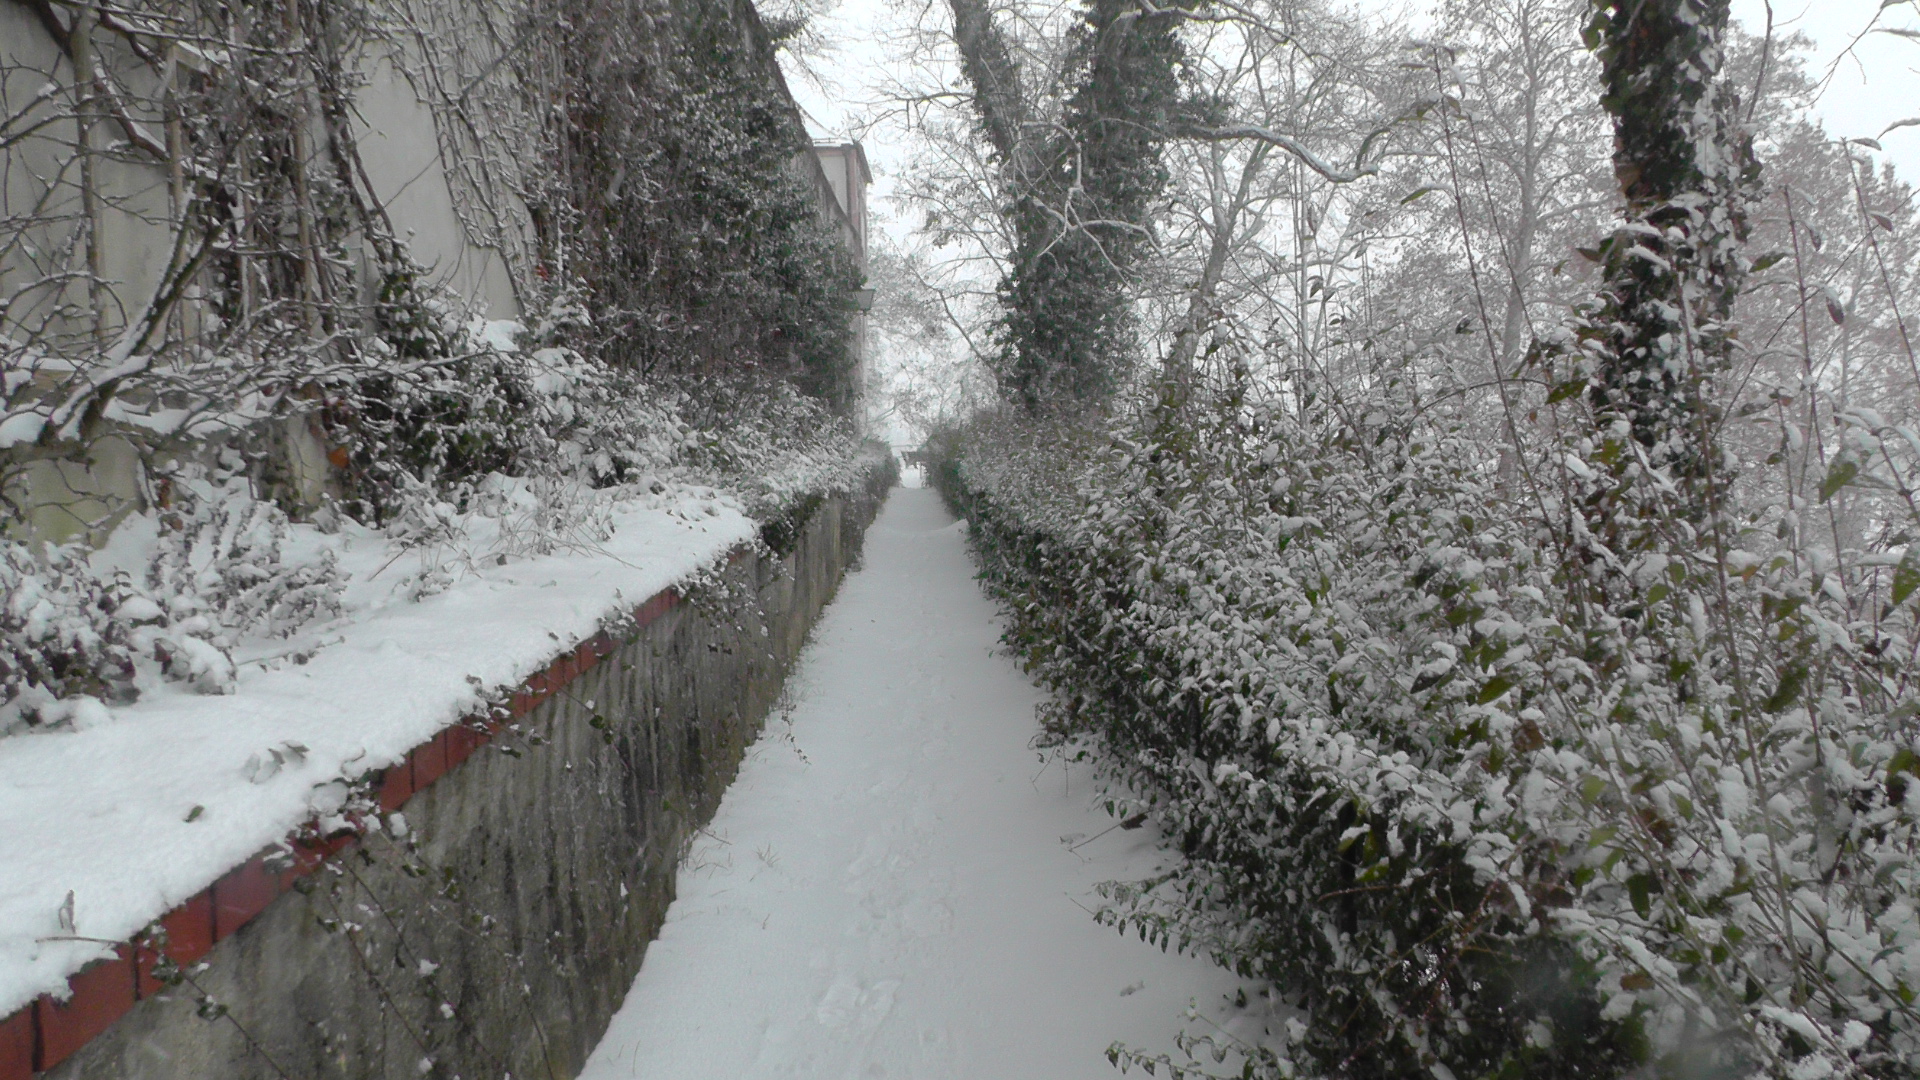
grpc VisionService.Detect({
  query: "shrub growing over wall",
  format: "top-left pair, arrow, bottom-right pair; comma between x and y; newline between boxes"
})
1,0 -> 869,732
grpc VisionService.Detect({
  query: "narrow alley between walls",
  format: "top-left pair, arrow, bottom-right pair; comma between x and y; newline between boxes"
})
579,486 -> 1259,1080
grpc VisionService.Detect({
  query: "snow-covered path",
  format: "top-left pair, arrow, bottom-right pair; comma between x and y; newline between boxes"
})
578,486 -> 1244,1080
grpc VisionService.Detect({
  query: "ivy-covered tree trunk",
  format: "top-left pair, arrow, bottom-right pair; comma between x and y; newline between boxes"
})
946,0 -> 1029,167
948,0 -> 1188,412
1581,0 -> 1757,493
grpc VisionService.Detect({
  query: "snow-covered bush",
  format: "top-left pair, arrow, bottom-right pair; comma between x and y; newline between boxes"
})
671,373 -> 878,524
333,282 -> 870,531
326,266 -> 548,526
0,541 -> 141,734
149,463 -> 345,643
522,343 -> 692,488
0,457 -> 348,733
937,373 -> 1920,1079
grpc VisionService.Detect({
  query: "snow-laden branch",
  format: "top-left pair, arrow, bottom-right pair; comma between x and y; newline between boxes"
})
1173,121 -> 1377,183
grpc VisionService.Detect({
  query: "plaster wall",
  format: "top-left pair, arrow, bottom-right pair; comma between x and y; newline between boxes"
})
0,7 -> 527,544
351,47 -> 523,319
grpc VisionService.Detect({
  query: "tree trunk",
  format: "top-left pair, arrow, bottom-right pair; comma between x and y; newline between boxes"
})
1584,0 -> 1756,487
1166,143 -> 1266,397
946,0 -> 1185,413
945,0 -> 1028,171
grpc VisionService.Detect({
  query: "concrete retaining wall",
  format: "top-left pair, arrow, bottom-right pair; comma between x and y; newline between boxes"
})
40,483 -> 885,1080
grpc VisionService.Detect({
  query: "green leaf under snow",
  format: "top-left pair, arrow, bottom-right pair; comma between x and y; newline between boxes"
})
1579,775 -> 1608,805
1765,664 -> 1808,712
1894,547 -> 1920,607
1821,459 -> 1859,502
1628,873 -> 1654,920
1476,675 -> 1515,704
1547,380 -> 1586,404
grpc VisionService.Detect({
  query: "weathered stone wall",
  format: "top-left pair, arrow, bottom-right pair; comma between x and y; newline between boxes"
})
45,483 -> 885,1080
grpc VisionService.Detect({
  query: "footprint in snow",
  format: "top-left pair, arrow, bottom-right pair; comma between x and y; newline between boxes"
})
815,977 -> 900,1029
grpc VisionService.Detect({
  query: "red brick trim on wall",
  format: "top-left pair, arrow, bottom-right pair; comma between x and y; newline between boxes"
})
0,1006 -> 31,1080
0,584 -> 686,1078
133,893 -> 213,999
35,951 -> 135,1070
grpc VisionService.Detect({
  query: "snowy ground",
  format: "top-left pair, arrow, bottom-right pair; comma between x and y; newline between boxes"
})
579,487 -> 1255,1080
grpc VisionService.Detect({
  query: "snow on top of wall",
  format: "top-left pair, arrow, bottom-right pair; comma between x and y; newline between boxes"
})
0,489 -> 756,1018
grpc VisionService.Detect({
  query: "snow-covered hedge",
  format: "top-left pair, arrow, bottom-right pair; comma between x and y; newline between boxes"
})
935,390 -> 1920,1080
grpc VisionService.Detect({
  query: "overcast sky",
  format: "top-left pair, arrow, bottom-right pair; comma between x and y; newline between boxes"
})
784,0 -> 1920,226
1732,0 -> 1920,179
